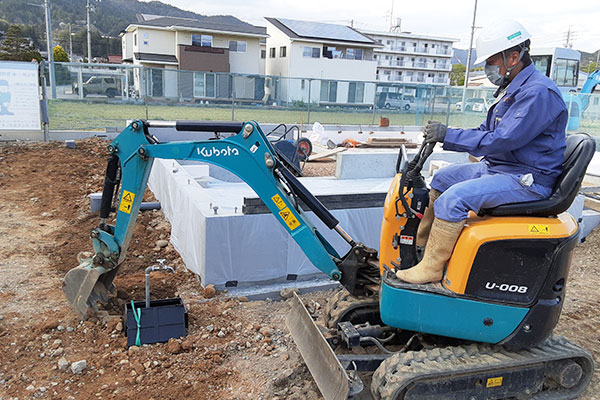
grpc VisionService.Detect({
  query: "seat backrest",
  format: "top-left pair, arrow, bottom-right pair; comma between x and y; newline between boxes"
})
482,133 -> 597,217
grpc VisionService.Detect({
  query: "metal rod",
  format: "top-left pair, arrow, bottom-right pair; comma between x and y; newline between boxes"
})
307,79 -> 312,125
146,120 -> 176,128
334,225 -> 355,246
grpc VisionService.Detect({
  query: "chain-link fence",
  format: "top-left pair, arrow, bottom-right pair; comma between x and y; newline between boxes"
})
45,62 -> 600,143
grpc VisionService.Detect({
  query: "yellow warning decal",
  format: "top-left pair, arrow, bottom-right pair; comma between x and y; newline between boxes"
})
271,194 -> 286,210
279,207 -> 300,231
486,376 -> 503,388
119,190 -> 135,214
529,224 -> 550,235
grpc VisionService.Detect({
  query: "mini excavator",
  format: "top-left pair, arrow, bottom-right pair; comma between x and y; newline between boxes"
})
64,120 -> 596,399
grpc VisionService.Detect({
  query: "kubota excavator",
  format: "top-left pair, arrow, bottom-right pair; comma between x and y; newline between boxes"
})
63,119 -> 596,399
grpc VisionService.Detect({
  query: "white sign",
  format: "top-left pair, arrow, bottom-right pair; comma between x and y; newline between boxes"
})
0,61 -> 41,131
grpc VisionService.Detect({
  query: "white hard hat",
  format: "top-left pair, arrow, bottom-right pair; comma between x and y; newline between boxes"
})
475,20 -> 531,64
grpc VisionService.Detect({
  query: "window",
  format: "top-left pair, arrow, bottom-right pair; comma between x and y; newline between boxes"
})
553,58 -> 579,87
261,49 -> 266,59
269,47 -> 276,58
279,46 -> 286,57
345,48 -> 363,60
193,72 -> 216,98
303,47 -> 320,58
320,80 -> 337,102
229,40 -> 247,52
134,33 -> 137,46
192,34 -> 212,47
594,97 -> 599,105
301,79 -> 305,90
104,78 -> 115,84
194,72 -> 205,97
348,82 -> 365,103
532,55 -> 552,77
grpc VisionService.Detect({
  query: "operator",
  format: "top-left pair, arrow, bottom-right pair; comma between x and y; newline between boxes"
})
396,20 -> 568,284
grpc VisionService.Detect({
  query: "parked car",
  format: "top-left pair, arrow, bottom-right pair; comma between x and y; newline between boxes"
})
379,92 -> 415,110
455,97 -> 487,112
73,76 -> 121,98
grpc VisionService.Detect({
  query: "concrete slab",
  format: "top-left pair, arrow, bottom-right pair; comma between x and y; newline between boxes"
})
335,146 -> 470,180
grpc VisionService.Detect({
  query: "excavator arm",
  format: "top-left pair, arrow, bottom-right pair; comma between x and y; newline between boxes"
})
64,120 -> 378,317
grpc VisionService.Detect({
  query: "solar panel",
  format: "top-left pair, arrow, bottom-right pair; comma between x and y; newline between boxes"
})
278,18 -> 372,43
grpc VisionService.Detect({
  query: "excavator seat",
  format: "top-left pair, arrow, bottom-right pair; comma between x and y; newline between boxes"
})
481,133 -> 596,217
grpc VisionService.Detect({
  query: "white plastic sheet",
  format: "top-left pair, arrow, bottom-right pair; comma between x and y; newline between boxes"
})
148,158 -> 387,286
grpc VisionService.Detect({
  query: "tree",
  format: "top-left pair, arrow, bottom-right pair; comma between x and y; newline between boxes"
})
0,25 -> 41,62
450,64 -> 466,86
584,61 -> 598,74
53,44 -> 68,62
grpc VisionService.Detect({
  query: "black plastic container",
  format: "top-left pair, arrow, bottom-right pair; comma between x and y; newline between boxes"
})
124,297 -> 188,347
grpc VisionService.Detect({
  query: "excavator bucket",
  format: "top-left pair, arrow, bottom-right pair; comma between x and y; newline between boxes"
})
286,292 -> 349,400
63,258 -> 114,318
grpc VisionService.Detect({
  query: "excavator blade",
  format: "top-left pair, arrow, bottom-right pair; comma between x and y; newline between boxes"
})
63,258 -> 111,318
286,292 -> 350,400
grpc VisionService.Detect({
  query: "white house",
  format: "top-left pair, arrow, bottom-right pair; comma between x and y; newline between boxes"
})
121,14 -> 268,99
359,30 -> 457,86
264,17 -> 381,106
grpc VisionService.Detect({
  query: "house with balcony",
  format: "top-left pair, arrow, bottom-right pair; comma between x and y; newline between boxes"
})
359,30 -> 456,86
121,14 -> 267,99
264,17 -> 381,106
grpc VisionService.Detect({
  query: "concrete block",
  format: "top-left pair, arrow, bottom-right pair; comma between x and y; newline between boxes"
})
581,209 -> 600,240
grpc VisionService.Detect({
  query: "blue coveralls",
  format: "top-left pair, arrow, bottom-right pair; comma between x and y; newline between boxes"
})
432,63 -> 568,222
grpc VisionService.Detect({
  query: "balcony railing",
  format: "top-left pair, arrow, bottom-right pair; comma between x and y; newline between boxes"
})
380,46 -> 453,56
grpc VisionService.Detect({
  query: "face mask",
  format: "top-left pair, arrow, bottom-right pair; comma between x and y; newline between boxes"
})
486,46 -> 528,87
485,64 -> 504,86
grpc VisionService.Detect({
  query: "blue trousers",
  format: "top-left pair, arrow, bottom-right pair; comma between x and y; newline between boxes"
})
430,162 -> 553,222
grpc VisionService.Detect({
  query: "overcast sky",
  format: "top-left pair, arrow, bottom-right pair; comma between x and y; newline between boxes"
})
145,0 -> 600,54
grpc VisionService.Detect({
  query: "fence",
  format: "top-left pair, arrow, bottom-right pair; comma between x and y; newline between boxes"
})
45,62 -> 600,140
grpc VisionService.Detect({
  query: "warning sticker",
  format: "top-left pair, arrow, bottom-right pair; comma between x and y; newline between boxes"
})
271,194 -> 286,210
279,207 -> 300,231
486,376 -> 503,388
400,235 -> 414,245
119,190 -> 135,214
529,224 -> 550,235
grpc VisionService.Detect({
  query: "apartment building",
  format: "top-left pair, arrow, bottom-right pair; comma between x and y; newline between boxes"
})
121,14 -> 267,99
360,30 -> 457,86
264,17 -> 381,105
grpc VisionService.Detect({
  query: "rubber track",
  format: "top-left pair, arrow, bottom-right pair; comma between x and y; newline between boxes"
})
324,289 -> 379,329
371,335 -> 594,400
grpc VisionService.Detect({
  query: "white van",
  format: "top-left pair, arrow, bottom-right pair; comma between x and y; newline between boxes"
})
380,93 -> 415,110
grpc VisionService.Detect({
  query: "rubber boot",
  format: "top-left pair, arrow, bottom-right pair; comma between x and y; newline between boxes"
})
396,217 -> 465,284
416,188 -> 442,248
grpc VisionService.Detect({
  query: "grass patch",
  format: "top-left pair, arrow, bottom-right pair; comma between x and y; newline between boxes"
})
48,99 -> 600,137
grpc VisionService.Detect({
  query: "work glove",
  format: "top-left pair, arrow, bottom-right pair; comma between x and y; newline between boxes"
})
423,120 -> 448,144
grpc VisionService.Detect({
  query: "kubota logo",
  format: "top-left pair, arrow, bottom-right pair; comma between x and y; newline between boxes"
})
197,146 -> 239,157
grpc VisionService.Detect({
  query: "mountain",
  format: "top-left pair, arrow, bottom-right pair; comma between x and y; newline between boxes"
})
0,0 -> 204,38
451,48 -> 482,68
580,50 -> 599,70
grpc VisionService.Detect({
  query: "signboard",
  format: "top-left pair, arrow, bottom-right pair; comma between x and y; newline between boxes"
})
0,61 -> 41,131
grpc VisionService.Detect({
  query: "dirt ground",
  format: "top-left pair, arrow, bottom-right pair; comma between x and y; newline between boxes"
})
0,139 -> 598,399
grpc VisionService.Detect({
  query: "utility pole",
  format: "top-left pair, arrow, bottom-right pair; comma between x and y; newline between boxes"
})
389,0 -> 395,32
68,23 -> 73,61
86,0 -> 92,63
564,26 -> 574,49
461,0 -> 478,111
44,0 -> 56,99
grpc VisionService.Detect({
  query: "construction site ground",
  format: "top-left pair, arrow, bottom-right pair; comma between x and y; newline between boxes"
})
0,138 -> 598,400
